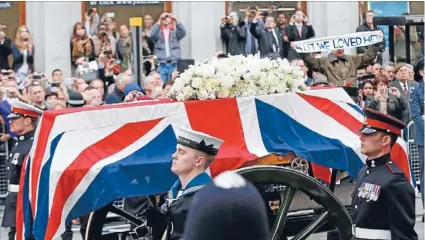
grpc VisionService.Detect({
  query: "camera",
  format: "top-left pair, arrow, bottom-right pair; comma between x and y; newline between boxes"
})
32,75 -> 42,80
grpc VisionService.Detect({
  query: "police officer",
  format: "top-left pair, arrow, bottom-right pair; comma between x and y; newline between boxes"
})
161,127 -> 223,240
352,108 -> 418,240
1,100 -> 43,240
184,171 -> 270,240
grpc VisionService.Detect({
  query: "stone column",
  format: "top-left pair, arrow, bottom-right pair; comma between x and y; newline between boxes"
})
26,2 -> 81,77
307,1 -> 359,54
172,1 -> 225,61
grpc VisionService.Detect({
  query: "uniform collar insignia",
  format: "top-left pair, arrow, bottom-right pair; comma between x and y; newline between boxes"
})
170,172 -> 212,199
366,153 -> 390,168
18,130 -> 35,142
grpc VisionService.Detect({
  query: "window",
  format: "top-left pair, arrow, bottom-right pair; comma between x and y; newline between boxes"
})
0,1 -> 23,41
226,1 -> 303,19
84,1 -> 168,28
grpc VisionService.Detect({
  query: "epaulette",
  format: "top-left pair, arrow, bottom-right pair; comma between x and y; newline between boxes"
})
385,161 -> 404,175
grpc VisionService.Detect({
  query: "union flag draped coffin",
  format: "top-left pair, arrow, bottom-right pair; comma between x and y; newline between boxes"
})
16,88 -> 411,240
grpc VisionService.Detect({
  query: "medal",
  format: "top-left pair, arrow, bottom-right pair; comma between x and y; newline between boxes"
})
373,185 -> 381,201
12,153 -> 20,165
358,183 -> 365,198
365,183 -> 371,199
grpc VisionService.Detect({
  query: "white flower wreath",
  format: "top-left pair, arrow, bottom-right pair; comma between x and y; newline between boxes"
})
168,54 -> 307,101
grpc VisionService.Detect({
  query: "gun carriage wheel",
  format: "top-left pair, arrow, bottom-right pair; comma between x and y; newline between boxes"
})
85,165 -> 353,240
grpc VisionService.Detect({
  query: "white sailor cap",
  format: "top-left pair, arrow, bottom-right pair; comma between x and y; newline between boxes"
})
7,99 -> 43,119
177,127 -> 224,156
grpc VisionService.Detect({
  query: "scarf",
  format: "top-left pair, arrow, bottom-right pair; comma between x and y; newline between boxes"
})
160,24 -> 175,40
72,37 -> 92,62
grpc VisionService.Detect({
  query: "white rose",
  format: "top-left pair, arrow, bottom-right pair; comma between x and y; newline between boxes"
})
217,88 -> 230,98
276,84 -> 288,93
197,89 -> 210,100
201,64 -> 216,78
221,75 -> 235,89
191,78 -> 203,89
208,92 -> 217,100
172,78 -> 185,91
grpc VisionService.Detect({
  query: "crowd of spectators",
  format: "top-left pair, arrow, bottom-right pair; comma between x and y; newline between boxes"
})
0,5 -> 424,239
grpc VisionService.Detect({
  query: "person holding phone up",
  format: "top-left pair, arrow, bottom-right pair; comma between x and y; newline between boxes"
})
220,11 -> 246,56
364,75 -> 406,121
150,12 -> 186,83
286,9 -> 315,61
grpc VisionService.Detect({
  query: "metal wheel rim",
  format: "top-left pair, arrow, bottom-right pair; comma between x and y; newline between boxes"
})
235,165 -> 353,240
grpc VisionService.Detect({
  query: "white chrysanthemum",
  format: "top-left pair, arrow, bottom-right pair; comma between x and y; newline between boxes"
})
276,84 -> 289,93
191,78 -> 203,89
197,89 -> 209,100
172,78 -> 185,91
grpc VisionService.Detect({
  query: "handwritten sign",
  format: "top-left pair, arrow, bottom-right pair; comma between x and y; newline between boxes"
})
293,31 -> 384,53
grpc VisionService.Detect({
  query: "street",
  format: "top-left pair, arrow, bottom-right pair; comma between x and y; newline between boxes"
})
1,196 -> 425,239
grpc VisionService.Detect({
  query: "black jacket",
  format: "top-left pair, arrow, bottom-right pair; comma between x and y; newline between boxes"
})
352,153 -> 417,240
2,130 -> 35,228
286,23 -> 315,61
0,37 -> 12,70
356,23 -> 386,54
250,21 -> 285,59
220,22 -> 247,56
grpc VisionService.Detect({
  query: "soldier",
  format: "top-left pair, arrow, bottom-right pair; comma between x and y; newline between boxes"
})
161,127 -> 223,240
352,108 -> 417,240
1,100 -> 43,240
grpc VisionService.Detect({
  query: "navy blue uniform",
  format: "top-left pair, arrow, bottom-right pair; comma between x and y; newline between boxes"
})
161,172 -> 211,240
352,153 -> 417,240
1,130 -> 35,240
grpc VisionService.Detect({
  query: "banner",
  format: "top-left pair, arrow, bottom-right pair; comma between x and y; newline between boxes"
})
293,31 -> 384,53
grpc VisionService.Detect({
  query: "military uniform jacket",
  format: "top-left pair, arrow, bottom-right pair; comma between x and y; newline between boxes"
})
161,172 -> 211,240
351,153 -> 418,240
2,130 -> 35,228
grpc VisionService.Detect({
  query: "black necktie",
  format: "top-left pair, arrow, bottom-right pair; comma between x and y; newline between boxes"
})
251,34 -> 257,54
269,30 -> 278,52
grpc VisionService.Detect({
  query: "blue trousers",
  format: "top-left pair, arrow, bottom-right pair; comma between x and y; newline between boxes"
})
419,145 -> 424,206
159,63 -> 177,83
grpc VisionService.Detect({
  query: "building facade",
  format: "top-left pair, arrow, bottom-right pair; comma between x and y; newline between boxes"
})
0,1 -> 423,77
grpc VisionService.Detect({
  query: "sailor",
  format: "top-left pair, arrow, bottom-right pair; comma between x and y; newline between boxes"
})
1,100 -> 43,240
352,108 -> 417,240
161,127 -> 223,240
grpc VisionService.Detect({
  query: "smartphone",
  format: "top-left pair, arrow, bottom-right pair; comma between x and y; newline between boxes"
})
389,87 -> 398,95
32,75 -> 41,80
106,12 -> 115,18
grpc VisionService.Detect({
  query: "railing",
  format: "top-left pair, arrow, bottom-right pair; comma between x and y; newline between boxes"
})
0,122 -> 10,200
406,121 -> 421,186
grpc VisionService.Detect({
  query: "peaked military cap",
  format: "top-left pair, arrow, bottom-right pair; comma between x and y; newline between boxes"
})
7,99 -> 43,119
177,127 -> 224,156
360,108 -> 406,135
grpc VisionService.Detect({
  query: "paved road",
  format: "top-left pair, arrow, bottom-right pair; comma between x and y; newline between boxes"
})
1,197 -> 424,239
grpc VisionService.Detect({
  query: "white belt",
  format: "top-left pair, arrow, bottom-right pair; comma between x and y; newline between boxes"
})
8,184 -> 19,193
355,227 -> 391,240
